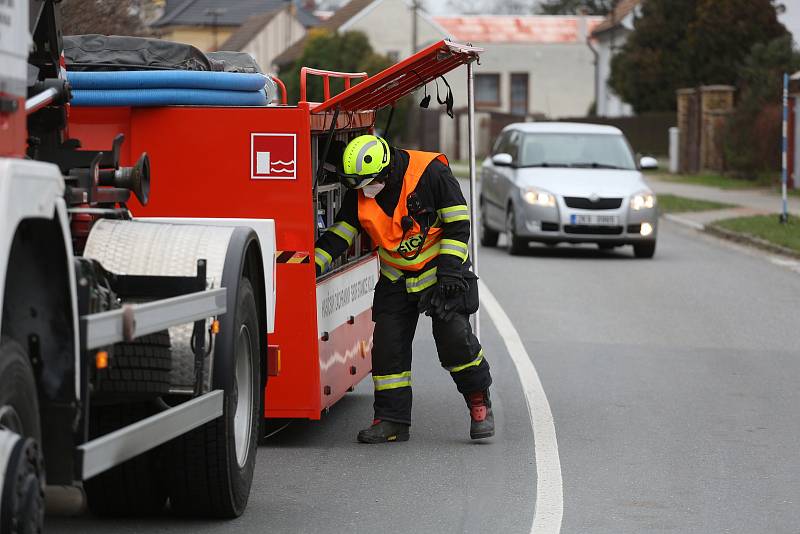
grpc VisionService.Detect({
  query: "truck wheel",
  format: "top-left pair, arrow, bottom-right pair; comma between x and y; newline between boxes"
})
84,402 -> 168,517
167,278 -> 260,518
0,338 -> 45,534
94,332 -> 171,399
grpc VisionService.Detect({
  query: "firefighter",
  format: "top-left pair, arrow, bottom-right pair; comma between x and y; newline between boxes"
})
314,134 -> 494,443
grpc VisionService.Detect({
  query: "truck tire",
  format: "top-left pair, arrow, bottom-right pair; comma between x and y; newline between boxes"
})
94,332 -> 171,399
167,278 -> 260,518
0,337 -> 45,534
83,402 -> 168,517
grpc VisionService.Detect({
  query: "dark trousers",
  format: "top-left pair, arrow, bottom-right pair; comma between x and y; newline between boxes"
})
370,276 -> 492,425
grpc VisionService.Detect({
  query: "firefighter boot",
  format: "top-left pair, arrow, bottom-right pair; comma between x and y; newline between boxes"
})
357,420 -> 410,444
466,390 -> 494,439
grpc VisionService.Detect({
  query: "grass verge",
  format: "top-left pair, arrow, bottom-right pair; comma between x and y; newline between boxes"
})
649,171 -> 775,189
657,194 -> 735,214
711,215 -> 800,254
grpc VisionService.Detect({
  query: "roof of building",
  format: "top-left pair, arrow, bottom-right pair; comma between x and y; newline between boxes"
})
505,122 -> 624,135
220,8 -> 284,50
591,0 -> 640,36
152,0 -> 319,28
434,15 -> 603,44
272,0 -> 375,66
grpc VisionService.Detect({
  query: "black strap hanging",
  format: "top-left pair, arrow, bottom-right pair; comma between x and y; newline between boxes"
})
436,76 -> 454,119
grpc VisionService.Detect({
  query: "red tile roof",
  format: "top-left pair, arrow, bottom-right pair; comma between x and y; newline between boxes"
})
433,15 -> 604,44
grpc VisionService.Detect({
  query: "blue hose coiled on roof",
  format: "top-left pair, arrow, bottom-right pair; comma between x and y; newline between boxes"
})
71,88 -> 268,107
66,70 -> 268,91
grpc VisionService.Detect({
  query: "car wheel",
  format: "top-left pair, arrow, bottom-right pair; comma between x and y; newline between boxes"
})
505,206 -> 527,255
480,201 -> 499,247
633,241 -> 656,258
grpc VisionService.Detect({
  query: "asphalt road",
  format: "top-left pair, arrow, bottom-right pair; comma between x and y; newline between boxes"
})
48,220 -> 800,533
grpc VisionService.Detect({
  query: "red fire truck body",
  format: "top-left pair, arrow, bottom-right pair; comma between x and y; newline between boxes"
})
68,39 -> 481,421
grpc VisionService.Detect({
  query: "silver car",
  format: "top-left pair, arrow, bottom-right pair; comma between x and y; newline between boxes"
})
479,122 -> 659,258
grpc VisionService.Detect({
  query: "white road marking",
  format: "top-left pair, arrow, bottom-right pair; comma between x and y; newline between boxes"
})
769,256 -> 800,274
663,213 -> 705,231
479,280 -> 563,534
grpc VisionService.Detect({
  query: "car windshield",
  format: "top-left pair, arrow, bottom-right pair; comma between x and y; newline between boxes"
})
517,132 -> 636,170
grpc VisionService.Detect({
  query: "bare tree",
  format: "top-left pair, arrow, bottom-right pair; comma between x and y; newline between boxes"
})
537,0 -> 618,15
446,0 -> 538,15
60,0 -> 157,36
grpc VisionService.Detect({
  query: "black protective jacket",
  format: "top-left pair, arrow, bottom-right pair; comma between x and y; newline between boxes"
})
314,148 -> 471,287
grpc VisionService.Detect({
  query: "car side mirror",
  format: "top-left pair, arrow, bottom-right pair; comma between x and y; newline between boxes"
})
492,153 -> 513,167
640,156 -> 659,170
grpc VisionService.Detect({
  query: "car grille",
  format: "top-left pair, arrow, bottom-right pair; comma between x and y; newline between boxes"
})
563,197 -> 623,210
563,225 -> 623,235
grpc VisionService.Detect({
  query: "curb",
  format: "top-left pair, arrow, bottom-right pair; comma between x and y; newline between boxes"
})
704,224 -> 800,260
662,213 -> 800,259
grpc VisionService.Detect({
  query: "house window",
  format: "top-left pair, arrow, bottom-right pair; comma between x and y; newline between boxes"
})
475,73 -> 500,108
510,73 -> 529,116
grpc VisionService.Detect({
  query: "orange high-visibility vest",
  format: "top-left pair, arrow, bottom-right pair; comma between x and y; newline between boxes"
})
358,150 -> 448,272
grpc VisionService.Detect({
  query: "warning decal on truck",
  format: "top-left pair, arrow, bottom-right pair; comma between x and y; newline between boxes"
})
276,251 -> 309,264
316,256 -> 379,338
251,133 -> 297,180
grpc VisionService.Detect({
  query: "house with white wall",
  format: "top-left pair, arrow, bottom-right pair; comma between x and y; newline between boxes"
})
588,0 -> 639,118
274,0 -> 445,68
436,15 -> 602,118
152,0 -> 318,53
220,6 -> 308,72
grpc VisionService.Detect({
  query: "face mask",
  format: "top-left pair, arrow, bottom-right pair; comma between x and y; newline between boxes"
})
362,181 -> 385,198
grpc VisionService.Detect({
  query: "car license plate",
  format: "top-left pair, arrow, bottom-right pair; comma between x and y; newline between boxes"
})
570,214 -> 618,225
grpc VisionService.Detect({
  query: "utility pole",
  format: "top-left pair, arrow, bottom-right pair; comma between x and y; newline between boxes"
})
204,7 -> 227,51
411,0 -> 419,54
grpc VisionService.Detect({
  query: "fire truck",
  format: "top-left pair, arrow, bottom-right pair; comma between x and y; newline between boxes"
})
1,0 -> 481,529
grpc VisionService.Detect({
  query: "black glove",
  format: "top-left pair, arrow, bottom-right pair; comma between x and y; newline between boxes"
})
429,274 -> 467,322
417,286 -> 436,315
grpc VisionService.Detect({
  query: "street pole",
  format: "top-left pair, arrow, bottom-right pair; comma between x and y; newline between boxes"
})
204,8 -> 226,51
467,60 -> 479,337
411,0 -> 419,54
781,72 -> 789,224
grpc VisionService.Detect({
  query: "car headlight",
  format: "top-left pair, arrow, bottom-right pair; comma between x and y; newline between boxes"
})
630,191 -> 656,211
523,188 -> 556,207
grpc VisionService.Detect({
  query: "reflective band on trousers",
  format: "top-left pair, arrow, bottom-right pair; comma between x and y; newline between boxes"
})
373,371 -> 412,391
438,204 -> 470,223
445,349 -> 484,373
329,221 -> 358,246
315,247 -> 332,273
439,239 -> 468,262
405,267 -> 437,293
